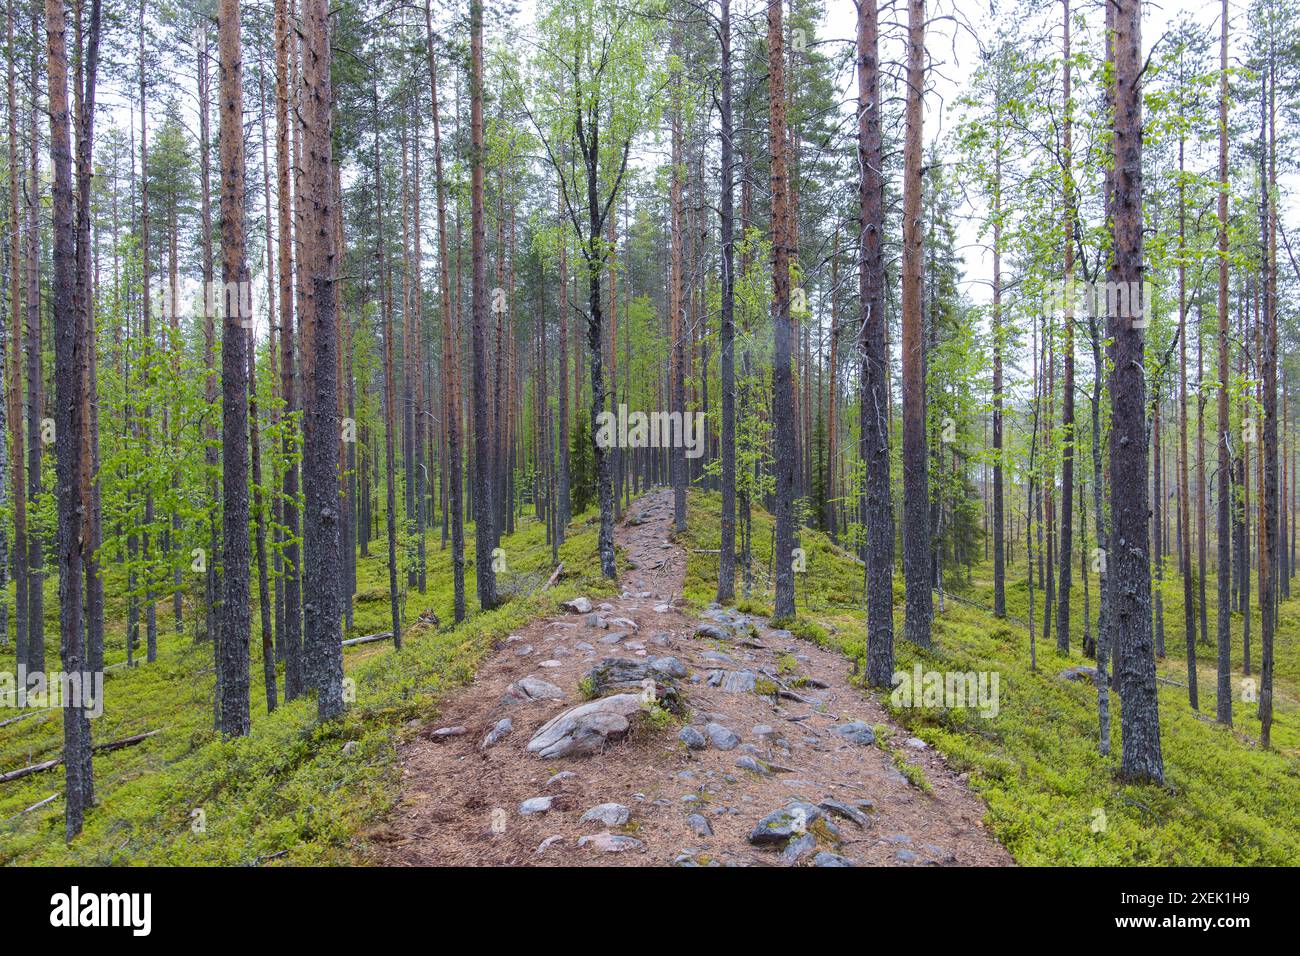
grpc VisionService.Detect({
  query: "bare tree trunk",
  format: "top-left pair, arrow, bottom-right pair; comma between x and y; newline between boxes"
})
299,0 -> 345,720
1056,0 -> 1075,653
669,21 -> 686,534
274,0 -> 303,699
1214,0 -> 1232,725
1110,0 -> 1163,785
768,0 -> 796,620
46,0 -> 92,838
469,0 -> 497,607
716,0 -> 735,603
6,0 -> 27,672
900,0 -> 930,646
425,0 -> 465,621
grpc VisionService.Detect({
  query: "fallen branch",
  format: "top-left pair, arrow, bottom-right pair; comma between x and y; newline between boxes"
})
0,707 -> 55,730
4,792 -> 58,823
541,562 -> 565,591
341,631 -> 393,648
0,729 -> 162,784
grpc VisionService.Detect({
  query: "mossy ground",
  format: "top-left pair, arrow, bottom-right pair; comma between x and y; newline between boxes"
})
0,507 -> 615,864
4,488 -> 1296,865
680,489 -> 1300,865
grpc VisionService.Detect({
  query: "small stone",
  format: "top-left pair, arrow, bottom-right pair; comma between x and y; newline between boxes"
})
536,835 -> 565,854
694,623 -> 731,641
735,755 -> 772,777
575,641 -> 595,651
562,597 -> 593,614
519,796 -> 553,815
514,644 -> 533,656
341,741 -> 358,755
480,717 -> 513,749
545,771 -> 576,787
686,813 -> 713,837
650,656 -> 687,678
831,721 -> 877,746
431,725 -> 467,738
781,833 -> 819,865
678,726 -> 707,750
505,675 -> 565,702
752,724 -> 775,737
896,849 -> 918,864
579,802 -> 631,827
884,833 -> 913,846
819,799 -> 871,828
904,737 -> 928,750
813,852 -> 854,867
653,604 -> 672,613
577,832 -> 643,853
748,802 -> 827,846
539,660 -> 562,668
705,723 -> 740,751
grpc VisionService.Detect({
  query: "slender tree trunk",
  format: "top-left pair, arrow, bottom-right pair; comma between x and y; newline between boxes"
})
716,0 -> 735,603
768,0 -> 796,620
1056,0 -> 1075,653
1214,0 -> 1232,725
900,0 -> 930,646
1110,0 -> 1163,785
299,0 -> 345,720
469,0 -> 497,607
5,0 -> 27,673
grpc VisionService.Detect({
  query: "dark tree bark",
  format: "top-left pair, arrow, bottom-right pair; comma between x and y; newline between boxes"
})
1214,0 -> 1232,725
716,0 -> 735,604
1056,0 -> 1075,653
768,0 -> 796,621
900,0 -> 930,646
299,0 -> 345,720
217,0 -> 252,738
274,0 -> 303,700
46,0 -> 92,838
377,78 -> 401,651
24,1 -> 42,678
425,0 -> 465,621
6,0 -> 27,673
669,20 -> 686,534
1109,0 -> 1163,785
858,0 -> 893,686
469,0 -> 498,607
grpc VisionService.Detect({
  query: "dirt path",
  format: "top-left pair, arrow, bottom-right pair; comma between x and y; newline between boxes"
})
371,489 -> 1011,867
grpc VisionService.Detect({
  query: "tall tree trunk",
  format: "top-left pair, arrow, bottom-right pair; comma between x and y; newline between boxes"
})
425,0 -> 464,621
900,0 -> 930,646
1214,0 -> 1232,725
5,0 -> 27,673
768,0 -> 796,620
1110,0 -> 1163,785
469,0 -> 498,607
274,0 -> 303,699
299,0 -> 345,720
46,0 -> 92,839
716,0 -> 735,603
669,21 -> 686,534
217,0 -> 251,737
1056,0 -> 1075,653
858,0 -> 892,686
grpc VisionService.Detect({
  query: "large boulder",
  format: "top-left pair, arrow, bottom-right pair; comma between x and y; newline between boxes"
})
526,693 -> 646,759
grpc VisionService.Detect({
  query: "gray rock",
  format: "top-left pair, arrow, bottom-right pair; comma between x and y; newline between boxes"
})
884,833 -> 913,845
752,724 -> 775,737
535,835 -> 565,854
575,641 -> 595,652
651,632 -> 673,646
896,849 -> 918,863
735,755 -> 772,776
577,832 -> 643,853
514,644 -> 533,656
720,670 -> 758,693
748,802 -> 827,846
781,833 -> 819,865
430,725 -> 467,738
650,656 -> 687,678
505,675 -> 565,702
813,852 -> 854,867
705,723 -> 740,751
607,617 -> 639,632
686,813 -> 713,837
1059,665 -> 1098,683
678,725 -> 707,750
904,737 -> 928,750
599,631 -> 628,644
579,802 -> 631,827
480,717 -> 513,749
562,597 -> 593,614
831,720 -> 877,746
545,770 -> 576,787
526,693 -> 645,758
519,796 -> 553,815
819,799 -> 871,828
693,623 -> 731,641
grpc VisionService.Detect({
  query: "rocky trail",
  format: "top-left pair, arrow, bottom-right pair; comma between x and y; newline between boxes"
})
371,489 -> 1011,867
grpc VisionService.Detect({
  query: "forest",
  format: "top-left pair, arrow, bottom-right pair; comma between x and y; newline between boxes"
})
0,0 -> 1296,873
